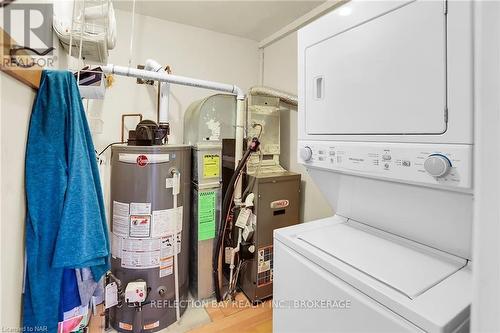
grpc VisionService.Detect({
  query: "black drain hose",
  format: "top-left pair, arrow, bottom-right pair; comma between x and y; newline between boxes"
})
213,138 -> 260,302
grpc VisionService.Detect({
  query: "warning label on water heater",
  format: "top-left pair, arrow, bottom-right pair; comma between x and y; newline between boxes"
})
121,249 -> 160,269
112,201 -> 130,237
129,215 -> 151,238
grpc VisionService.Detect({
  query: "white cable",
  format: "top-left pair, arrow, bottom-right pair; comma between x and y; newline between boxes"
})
228,228 -> 242,298
68,0 -> 77,71
128,0 -> 136,68
77,0 -> 86,85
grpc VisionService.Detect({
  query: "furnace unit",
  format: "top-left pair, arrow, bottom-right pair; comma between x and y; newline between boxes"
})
238,171 -> 301,303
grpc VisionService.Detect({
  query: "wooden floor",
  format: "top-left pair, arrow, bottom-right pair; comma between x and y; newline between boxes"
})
88,305 -> 105,332
188,293 -> 273,333
88,293 -> 272,333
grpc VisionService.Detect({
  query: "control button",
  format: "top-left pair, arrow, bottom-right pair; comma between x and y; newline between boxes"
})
329,151 -> 336,156
382,154 -> 392,161
318,156 -> 325,161
402,160 -> 411,167
424,154 -> 451,177
384,163 -> 390,169
300,146 -> 313,162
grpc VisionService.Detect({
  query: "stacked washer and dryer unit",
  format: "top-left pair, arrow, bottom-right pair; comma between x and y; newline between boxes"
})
275,1 -> 475,332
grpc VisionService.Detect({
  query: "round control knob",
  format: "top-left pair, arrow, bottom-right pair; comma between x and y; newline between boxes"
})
424,154 -> 451,178
300,146 -> 313,162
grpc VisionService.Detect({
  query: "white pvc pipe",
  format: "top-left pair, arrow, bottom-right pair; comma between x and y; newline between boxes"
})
159,82 -> 170,124
172,171 -> 181,322
102,63 -> 246,202
144,59 -> 169,124
101,64 -> 245,99
233,99 -> 245,204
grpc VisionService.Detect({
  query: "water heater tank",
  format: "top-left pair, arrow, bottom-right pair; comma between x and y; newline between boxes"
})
109,144 -> 191,332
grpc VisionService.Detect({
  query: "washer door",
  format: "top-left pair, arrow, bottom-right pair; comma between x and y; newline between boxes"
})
305,0 -> 447,135
297,221 -> 467,299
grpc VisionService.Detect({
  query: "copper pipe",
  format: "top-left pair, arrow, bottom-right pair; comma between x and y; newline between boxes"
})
121,113 -> 143,142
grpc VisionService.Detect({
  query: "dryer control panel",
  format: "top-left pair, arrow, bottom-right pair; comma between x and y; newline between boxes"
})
298,141 -> 472,189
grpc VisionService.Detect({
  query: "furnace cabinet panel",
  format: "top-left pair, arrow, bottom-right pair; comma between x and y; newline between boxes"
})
239,172 -> 301,303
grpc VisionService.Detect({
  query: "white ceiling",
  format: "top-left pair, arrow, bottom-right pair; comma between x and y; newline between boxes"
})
114,1 -> 325,41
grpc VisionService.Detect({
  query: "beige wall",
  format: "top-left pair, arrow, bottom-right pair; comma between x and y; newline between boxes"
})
0,13 -> 70,325
1,76 -> 35,328
90,9 -> 259,150
88,8 -> 260,215
0,9 -> 258,327
261,32 -> 333,222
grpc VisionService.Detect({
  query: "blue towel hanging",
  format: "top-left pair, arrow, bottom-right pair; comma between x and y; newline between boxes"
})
23,70 -> 109,332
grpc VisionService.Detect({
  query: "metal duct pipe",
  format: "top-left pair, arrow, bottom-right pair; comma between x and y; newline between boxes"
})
248,86 -> 298,106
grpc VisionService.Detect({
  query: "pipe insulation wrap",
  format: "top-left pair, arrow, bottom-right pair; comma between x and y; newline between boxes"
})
248,86 -> 298,106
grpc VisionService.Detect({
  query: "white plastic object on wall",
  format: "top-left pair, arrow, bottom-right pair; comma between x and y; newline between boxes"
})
53,0 -> 117,63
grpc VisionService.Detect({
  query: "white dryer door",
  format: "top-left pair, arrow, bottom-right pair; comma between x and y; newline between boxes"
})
305,0 -> 447,135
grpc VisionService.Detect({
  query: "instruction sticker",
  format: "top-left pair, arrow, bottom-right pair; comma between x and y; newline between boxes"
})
112,215 -> 129,237
111,233 -> 123,258
113,201 -> 129,216
159,256 -> 173,278
152,207 -> 183,237
121,249 -> 160,269
130,202 -> 151,215
198,191 -> 216,241
129,215 -> 151,238
176,206 -> 183,232
144,322 -> 160,330
257,246 -> 273,287
118,322 -> 133,331
105,282 -> 118,309
122,238 -> 160,252
160,234 -> 174,258
203,154 -> 220,178
176,232 -> 182,254
235,208 -> 251,229
112,201 -> 130,237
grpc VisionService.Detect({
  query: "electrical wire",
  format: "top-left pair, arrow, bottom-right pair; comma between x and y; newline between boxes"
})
213,138 -> 260,302
253,123 -> 263,139
242,149 -> 263,200
98,141 -> 125,156
217,166 -> 245,300
242,122 -> 263,197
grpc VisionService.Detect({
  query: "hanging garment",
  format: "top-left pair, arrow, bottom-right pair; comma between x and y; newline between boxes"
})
23,70 -> 109,332
59,269 -> 82,321
75,268 -> 100,307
